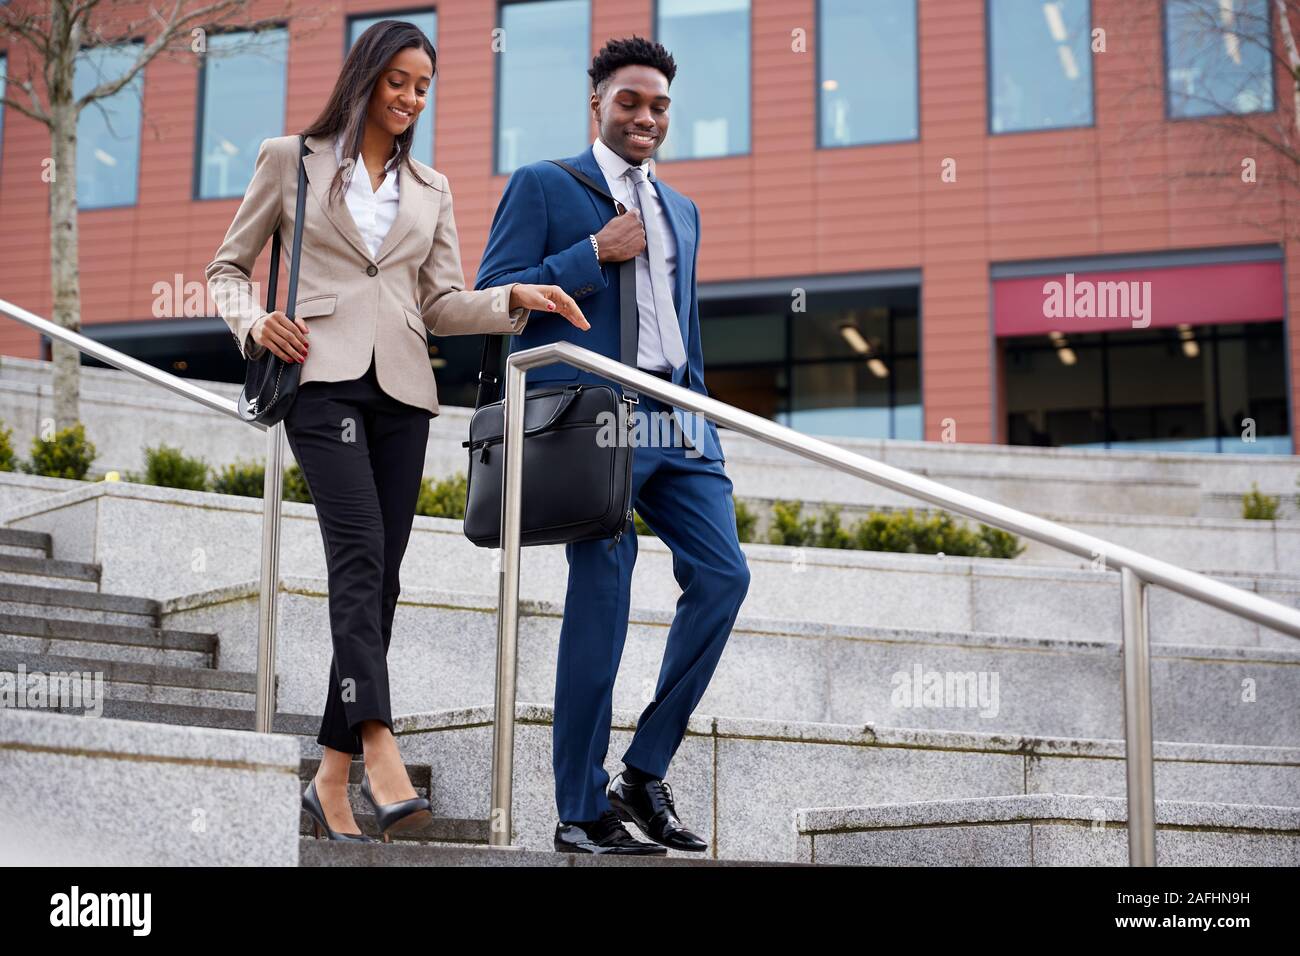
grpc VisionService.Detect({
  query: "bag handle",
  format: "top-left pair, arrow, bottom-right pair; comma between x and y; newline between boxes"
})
265,134 -> 310,322
474,158 -> 639,409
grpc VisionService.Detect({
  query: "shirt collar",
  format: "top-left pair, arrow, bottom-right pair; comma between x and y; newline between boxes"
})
592,137 -> 655,182
333,135 -> 400,173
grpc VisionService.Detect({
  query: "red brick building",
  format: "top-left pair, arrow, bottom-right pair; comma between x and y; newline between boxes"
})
0,0 -> 1294,453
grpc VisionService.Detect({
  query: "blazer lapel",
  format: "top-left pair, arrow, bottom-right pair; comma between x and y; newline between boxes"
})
374,162 -> 421,263
571,146 -> 618,223
654,179 -> 692,344
303,133 -> 372,263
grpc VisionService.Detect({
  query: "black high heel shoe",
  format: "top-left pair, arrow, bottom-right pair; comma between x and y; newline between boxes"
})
360,772 -> 433,843
302,778 -> 375,842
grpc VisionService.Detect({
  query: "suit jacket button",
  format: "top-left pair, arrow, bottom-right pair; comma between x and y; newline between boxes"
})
366,264 -> 378,276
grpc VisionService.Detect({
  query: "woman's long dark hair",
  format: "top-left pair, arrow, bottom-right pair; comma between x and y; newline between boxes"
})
300,19 -> 436,206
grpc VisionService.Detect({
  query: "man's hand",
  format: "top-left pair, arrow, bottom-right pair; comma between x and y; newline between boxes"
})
593,208 -> 646,263
251,310 -> 309,362
509,284 -> 590,330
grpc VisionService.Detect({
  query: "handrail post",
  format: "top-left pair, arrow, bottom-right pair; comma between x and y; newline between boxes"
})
489,359 -> 527,846
1120,566 -> 1157,866
254,422 -> 286,733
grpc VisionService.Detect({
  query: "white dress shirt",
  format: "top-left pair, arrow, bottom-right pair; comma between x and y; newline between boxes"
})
591,137 -> 680,372
334,137 -> 401,260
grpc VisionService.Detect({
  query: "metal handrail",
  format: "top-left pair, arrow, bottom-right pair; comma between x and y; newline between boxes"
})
490,341 -> 1300,867
0,297 -> 285,735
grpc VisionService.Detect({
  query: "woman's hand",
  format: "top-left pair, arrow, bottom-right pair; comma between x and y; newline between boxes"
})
508,284 -> 589,330
251,310 -> 310,362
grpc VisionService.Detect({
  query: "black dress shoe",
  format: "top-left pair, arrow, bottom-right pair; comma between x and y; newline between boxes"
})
302,778 -> 375,842
360,772 -> 433,844
607,772 -> 707,852
553,809 -> 667,854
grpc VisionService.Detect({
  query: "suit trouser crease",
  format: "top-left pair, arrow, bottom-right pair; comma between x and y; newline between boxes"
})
552,394 -> 750,822
284,352 -> 431,754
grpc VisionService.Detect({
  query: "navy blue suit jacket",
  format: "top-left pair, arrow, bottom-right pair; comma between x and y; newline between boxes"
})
475,145 -> 724,462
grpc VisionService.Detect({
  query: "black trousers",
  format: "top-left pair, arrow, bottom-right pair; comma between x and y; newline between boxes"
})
283,350 -> 433,754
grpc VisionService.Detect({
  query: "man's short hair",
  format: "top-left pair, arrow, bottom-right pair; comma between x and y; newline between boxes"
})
589,36 -> 677,93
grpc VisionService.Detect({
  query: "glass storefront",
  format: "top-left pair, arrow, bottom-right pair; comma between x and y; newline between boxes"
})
1004,321 -> 1290,453
701,285 -> 922,440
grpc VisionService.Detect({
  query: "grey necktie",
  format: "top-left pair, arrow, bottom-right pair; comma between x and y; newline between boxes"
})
624,166 -> 688,370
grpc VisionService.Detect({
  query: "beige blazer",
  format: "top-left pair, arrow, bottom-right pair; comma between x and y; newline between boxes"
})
206,132 -> 527,416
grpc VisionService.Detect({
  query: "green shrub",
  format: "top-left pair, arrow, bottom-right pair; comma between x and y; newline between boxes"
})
754,500 -> 1027,559
210,459 -> 265,498
207,459 -> 310,501
976,524 -> 1025,559
733,496 -> 758,543
814,504 -> 854,549
283,463 -> 313,503
767,500 -> 818,546
418,473 -> 467,519
140,443 -> 209,491
633,511 -> 655,537
1242,482 -> 1279,520
0,423 -> 16,473
24,423 -> 96,480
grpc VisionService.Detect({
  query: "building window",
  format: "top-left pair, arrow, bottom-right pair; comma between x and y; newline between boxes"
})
75,42 -> 144,209
349,11 -> 437,168
195,28 -> 288,200
701,286 -> 922,440
655,0 -> 750,160
818,0 -> 918,147
988,0 -> 1093,133
1165,0 -> 1274,117
495,0 -> 591,175
1005,323 -> 1290,453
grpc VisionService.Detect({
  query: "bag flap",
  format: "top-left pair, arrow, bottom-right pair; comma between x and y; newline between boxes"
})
463,385 -> 585,446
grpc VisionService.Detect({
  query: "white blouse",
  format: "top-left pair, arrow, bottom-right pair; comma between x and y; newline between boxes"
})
333,137 -> 401,260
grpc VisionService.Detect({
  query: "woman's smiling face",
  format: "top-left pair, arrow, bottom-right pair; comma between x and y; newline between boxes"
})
369,46 -> 433,135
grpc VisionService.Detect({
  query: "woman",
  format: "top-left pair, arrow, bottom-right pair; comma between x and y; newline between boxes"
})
206,20 -> 587,842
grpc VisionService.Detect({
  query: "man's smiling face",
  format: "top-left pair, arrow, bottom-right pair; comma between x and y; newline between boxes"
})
592,64 -> 671,166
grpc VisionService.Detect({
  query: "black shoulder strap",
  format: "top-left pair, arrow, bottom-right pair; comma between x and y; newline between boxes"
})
266,134 -> 310,319
474,159 -> 639,408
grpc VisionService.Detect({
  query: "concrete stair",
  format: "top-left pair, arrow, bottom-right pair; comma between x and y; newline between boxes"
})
299,839 -> 809,866
160,580 -> 1300,750
2,359 -> 1299,865
794,794 -> 1300,865
381,701 -> 1300,862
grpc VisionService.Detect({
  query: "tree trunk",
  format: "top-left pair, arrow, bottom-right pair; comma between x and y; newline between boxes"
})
48,2 -> 81,433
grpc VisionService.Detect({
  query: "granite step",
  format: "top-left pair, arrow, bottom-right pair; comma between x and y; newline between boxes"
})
0,610 -> 216,668
383,702 -> 1300,862
794,794 -> 1300,866
0,582 -> 158,627
0,648 -> 262,710
0,526 -> 53,559
0,551 -> 101,592
298,838 -> 811,866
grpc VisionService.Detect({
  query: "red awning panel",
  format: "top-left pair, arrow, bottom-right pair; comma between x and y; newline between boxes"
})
993,261 -> 1284,337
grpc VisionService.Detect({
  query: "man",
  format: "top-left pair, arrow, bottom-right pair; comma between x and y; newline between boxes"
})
476,36 -> 750,855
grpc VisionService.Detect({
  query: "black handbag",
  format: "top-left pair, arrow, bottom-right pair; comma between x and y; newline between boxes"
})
461,160 -> 640,549
236,134 -> 310,426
